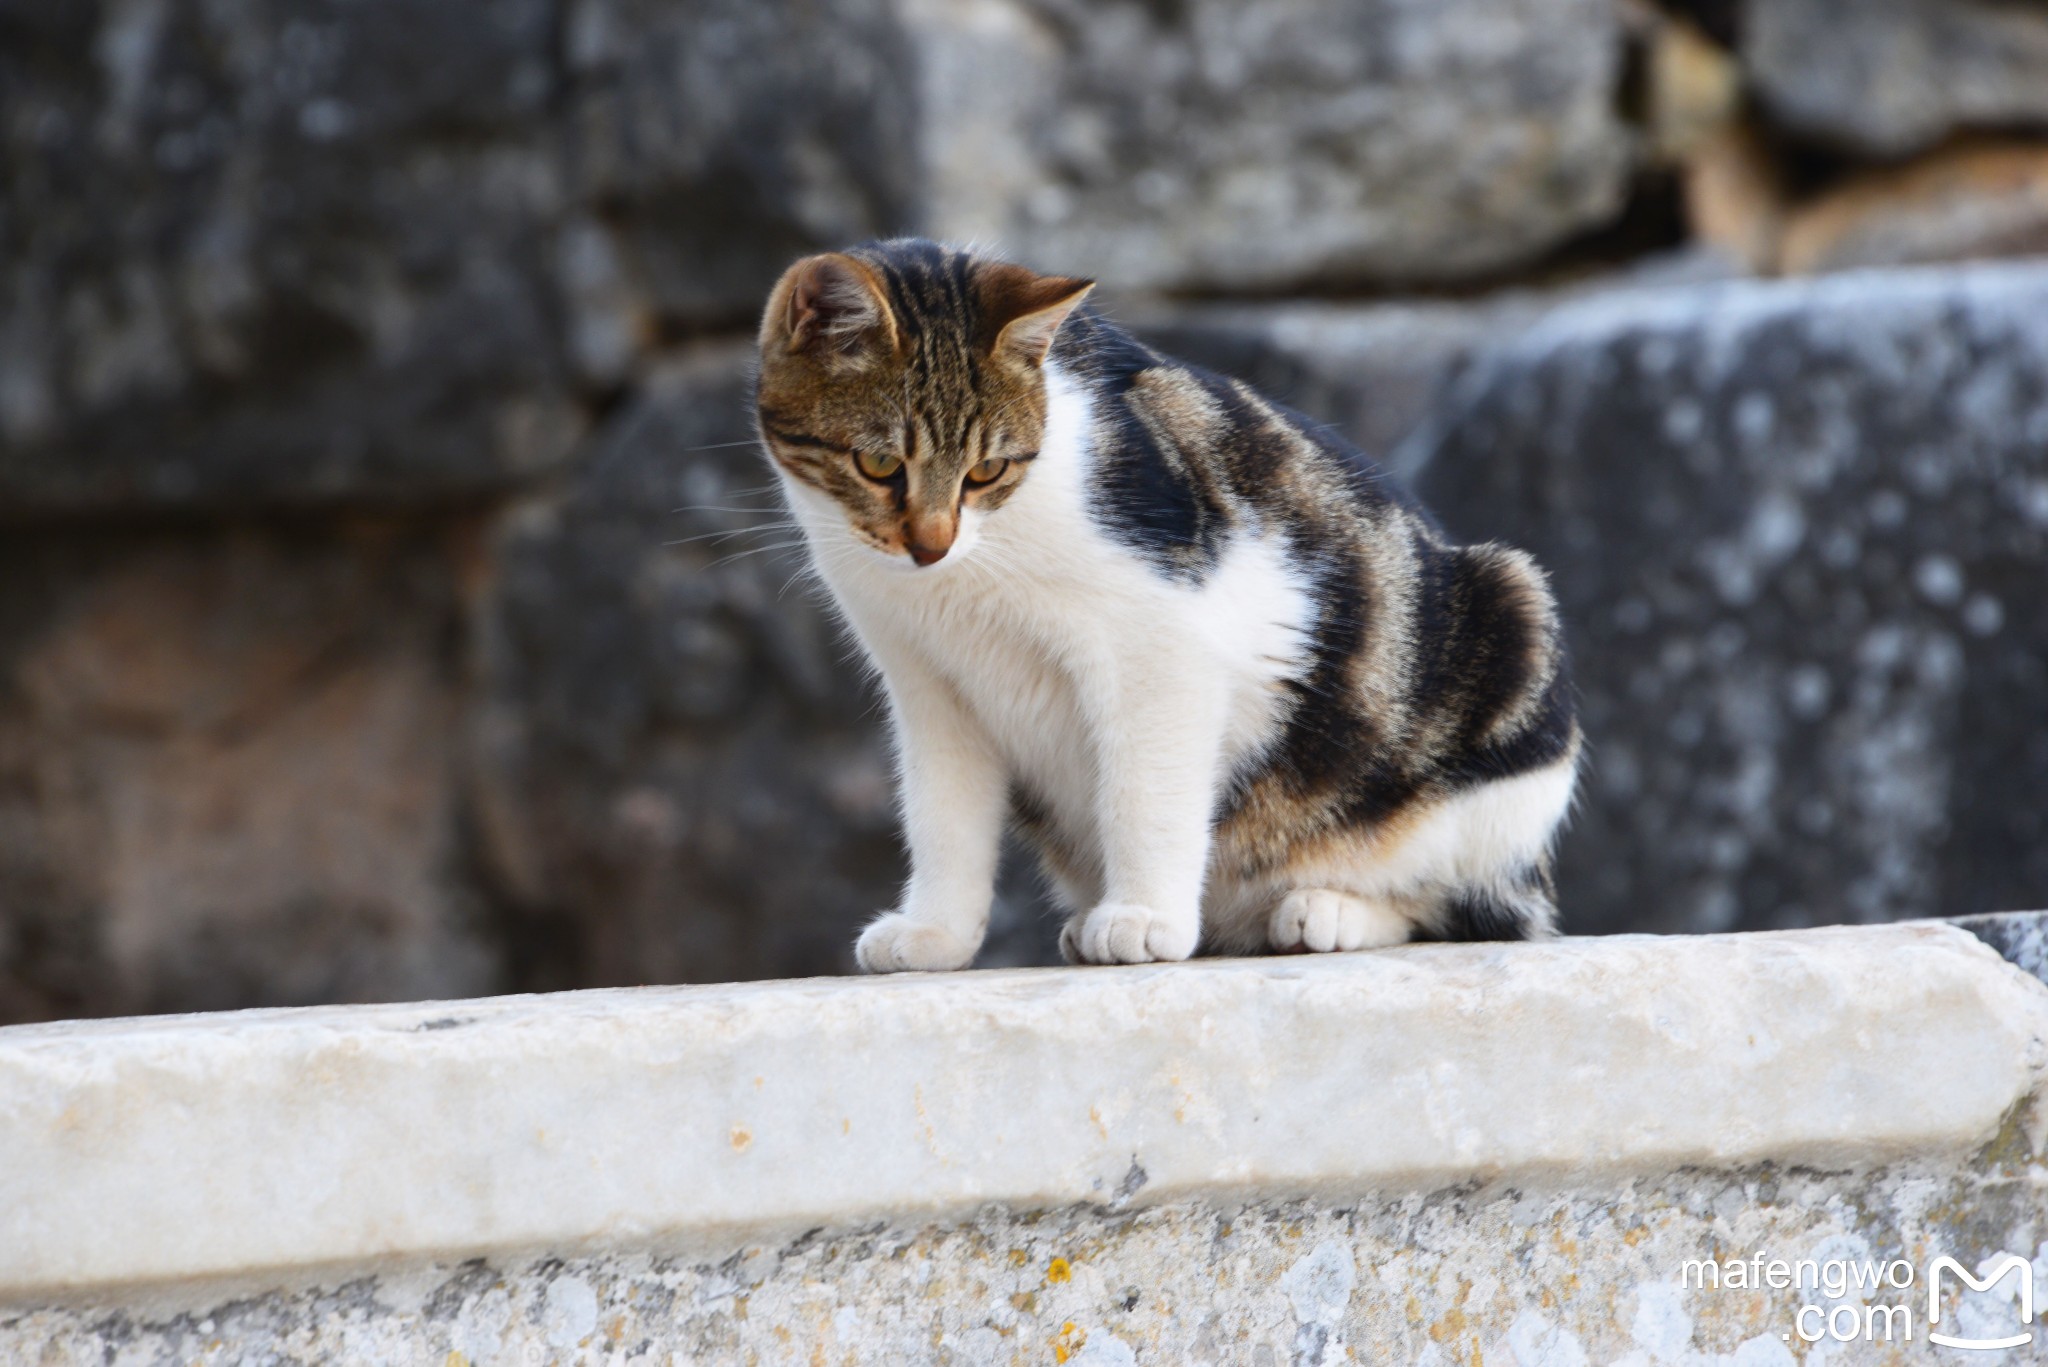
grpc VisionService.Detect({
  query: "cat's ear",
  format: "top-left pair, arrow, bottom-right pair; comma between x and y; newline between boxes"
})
768,254 -> 898,359
980,265 -> 1095,366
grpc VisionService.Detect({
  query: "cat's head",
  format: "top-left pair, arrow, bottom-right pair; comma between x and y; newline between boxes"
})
755,239 -> 1093,569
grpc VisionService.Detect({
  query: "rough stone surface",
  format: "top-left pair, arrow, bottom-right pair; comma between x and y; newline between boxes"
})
1129,252 -> 1737,467
0,923 -> 2043,1362
0,0 -> 1636,513
0,923 -> 2038,1296
1779,142 -> 2048,276
0,524 -> 500,1021
911,0 -> 1635,291
563,0 -> 919,328
8,1159 -> 2045,1365
1682,123 -> 1786,275
1638,9 -> 1741,167
1746,0 -> 2048,157
1956,910 -> 2048,988
1407,262 -> 2048,937
0,0 -> 587,510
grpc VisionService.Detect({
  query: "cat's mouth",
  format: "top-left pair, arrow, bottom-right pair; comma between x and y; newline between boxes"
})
879,545 -> 959,573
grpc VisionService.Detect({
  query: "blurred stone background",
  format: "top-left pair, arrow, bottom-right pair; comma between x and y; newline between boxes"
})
2,0 -> 2045,1022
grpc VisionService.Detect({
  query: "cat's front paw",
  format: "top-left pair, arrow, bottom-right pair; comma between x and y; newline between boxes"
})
855,913 -> 977,973
1059,902 -> 1198,965
1267,888 -> 1413,953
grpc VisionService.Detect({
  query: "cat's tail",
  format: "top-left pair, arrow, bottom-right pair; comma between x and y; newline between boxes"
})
1418,862 -> 1559,942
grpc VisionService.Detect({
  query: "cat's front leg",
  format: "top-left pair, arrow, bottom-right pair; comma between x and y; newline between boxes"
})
856,649 -> 1006,973
1064,639 -> 1227,965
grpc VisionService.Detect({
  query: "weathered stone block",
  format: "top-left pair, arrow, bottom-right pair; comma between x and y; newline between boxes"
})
1956,909 -> 2048,987
1779,141 -> 2048,276
1128,253 -> 1737,466
906,0 -> 1635,292
564,0 -> 920,328
565,0 -> 1637,314
1407,262 -> 2048,935
1746,0 -> 2048,157
0,527 -> 499,1022
3,0 -> 1634,513
1,923 -> 2041,1361
0,0 -> 584,511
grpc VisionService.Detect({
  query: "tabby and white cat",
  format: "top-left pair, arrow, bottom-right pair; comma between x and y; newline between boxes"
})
754,239 -> 1578,971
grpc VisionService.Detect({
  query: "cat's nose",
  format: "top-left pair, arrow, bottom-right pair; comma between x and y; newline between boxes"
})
904,512 -> 955,566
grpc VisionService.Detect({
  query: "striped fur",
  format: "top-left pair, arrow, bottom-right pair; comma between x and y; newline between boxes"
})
756,239 -> 1579,969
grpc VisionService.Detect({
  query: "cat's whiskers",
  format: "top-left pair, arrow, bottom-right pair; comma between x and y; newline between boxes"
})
942,529 -> 1025,583
670,504 -> 786,518
777,559 -> 825,601
776,542 -> 853,599
702,540 -> 815,571
664,519 -> 802,548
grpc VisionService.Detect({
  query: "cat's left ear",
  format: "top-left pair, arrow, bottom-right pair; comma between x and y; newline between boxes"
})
767,253 -> 900,360
980,265 -> 1095,366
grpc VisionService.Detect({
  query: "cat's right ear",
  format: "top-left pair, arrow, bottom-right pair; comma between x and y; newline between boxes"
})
980,266 -> 1095,367
764,254 -> 899,360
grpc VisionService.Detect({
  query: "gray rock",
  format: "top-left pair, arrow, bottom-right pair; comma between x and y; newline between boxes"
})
565,0 -> 1637,308
2,0 -> 1634,512
916,0 -> 1634,291
1952,909 -> 2048,987
0,526 -> 499,1021
1778,142 -> 2048,276
0,0 -> 584,511
1407,262 -> 2048,936
1746,0 -> 2048,157
1127,253 -> 1739,466
564,0 -> 920,327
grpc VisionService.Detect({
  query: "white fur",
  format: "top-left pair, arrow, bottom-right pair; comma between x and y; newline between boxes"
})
780,363 -> 1566,969
1207,748 -> 1580,949
1267,889 -> 1414,953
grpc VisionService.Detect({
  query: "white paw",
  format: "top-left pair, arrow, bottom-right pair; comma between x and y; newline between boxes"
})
1267,888 -> 1413,953
1059,902 -> 1199,965
854,913 -> 977,973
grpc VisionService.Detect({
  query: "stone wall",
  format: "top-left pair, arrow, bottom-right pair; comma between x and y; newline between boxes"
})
5,0 -> 2048,1019
3,919 -> 2045,1363
1410,265 -> 2048,937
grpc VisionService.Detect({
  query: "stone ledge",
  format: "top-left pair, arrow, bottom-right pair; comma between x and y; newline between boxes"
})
1,922 -> 2043,1302
1956,909 -> 2048,986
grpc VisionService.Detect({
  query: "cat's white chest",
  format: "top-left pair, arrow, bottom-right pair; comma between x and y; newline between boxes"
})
839,490 -> 1310,836
930,527 -> 1310,815
787,364 -> 1314,867
925,594 -> 1096,820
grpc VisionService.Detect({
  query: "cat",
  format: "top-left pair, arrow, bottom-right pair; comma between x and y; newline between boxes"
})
754,238 -> 1579,971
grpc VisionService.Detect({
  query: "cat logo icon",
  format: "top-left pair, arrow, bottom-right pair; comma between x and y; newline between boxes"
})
1927,1254 -> 2035,1351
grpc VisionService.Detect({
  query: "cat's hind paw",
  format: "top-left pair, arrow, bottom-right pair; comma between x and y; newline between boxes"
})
855,913 -> 977,973
1268,888 -> 1413,953
1060,902 -> 1199,965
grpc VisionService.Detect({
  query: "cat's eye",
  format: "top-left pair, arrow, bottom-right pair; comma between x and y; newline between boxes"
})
964,457 -> 1010,486
855,449 -> 904,481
